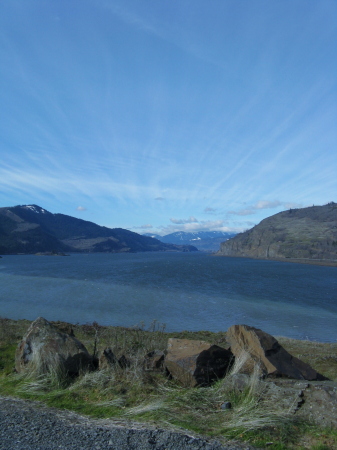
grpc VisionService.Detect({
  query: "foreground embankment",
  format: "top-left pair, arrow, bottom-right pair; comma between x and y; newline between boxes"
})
1,318 -> 337,450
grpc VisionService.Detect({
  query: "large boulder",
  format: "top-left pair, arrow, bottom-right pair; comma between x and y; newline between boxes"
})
15,317 -> 95,376
227,324 -> 328,380
164,338 -> 233,387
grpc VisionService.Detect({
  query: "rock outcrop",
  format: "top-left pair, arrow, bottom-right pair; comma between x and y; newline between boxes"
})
217,203 -> 337,261
295,380 -> 337,428
221,374 -> 337,428
15,317 -> 95,376
164,338 -> 233,387
226,324 -> 328,381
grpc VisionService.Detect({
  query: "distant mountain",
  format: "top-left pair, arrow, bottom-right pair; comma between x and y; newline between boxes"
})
217,203 -> 337,261
143,233 -> 162,240
143,231 -> 237,252
0,205 -> 198,254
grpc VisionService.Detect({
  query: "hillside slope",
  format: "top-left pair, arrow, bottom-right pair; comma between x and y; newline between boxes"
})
0,205 -> 197,254
217,203 -> 337,261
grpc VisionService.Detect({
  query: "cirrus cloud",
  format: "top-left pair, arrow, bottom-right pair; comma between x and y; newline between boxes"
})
170,216 -> 198,224
228,200 -> 303,216
254,200 -> 282,209
159,219 -> 243,236
132,224 -> 154,230
204,207 -> 217,213
228,209 -> 255,216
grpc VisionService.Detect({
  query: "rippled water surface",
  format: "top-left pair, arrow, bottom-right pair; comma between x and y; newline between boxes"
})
0,253 -> 336,341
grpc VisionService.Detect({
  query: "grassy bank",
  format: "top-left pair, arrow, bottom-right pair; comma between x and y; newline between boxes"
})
0,318 -> 336,449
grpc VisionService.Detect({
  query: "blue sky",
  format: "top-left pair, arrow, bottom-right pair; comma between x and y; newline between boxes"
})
0,1 -> 336,235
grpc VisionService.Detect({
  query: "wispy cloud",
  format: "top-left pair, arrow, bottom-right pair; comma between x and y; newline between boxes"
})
159,219 -> 242,235
228,200 -> 303,216
170,216 -> 198,225
0,1 -> 335,232
228,209 -> 256,216
102,1 -> 228,69
134,224 -> 153,230
254,200 -> 282,210
204,207 -> 217,213
283,202 -> 302,209
76,206 -> 87,211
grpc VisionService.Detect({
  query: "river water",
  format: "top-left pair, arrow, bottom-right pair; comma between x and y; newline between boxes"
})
0,252 -> 336,342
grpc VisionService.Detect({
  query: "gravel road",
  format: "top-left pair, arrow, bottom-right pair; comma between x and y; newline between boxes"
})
0,396 -> 258,450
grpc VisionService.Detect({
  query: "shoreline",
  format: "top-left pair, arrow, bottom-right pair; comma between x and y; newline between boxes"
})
266,257 -> 337,267
1,317 -> 336,345
215,254 -> 337,267
3,252 -> 337,267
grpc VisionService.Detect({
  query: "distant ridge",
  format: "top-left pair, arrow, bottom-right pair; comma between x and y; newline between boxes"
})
143,231 -> 237,252
0,205 -> 198,254
217,203 -> 337,262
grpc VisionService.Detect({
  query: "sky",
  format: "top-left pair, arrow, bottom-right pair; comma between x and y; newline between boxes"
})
0,0 -> 336,236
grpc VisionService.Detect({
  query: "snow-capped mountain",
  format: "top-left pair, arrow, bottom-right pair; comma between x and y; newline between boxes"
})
143,231 -> 237,252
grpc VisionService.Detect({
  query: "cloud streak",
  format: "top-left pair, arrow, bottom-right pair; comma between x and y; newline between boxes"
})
170,216 -> 198,225
158,219 -> 242,236
0,1 -> 335,233
204,207 -> 217,213
228,200 -> 303,216
134,224 -> 153,230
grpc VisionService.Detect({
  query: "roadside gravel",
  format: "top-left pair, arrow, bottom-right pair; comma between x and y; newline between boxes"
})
0,396 -> 258,450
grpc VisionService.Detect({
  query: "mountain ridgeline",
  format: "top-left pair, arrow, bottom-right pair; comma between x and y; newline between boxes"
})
0,205 -> 197,254
143,231 -> 237,252
217,203 -> 337,262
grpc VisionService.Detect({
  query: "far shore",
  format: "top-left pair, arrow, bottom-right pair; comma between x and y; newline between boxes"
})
215,253 -> 337,267
268,257 -> 337,267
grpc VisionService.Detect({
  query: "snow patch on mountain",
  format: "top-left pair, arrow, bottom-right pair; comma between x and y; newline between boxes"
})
24,205 -> 46,214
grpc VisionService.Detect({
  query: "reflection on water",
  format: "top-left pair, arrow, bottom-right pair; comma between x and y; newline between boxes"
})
0,253 -> 336,342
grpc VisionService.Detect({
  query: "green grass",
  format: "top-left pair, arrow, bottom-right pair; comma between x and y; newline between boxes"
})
0,318 -> 336,449
0,344 -> 17,375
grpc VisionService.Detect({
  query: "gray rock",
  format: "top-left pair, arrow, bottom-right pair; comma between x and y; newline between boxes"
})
220,402 -> 232,410
255,378 -> 337,428
15,317 -> 95,376
294,380 -> 337,428
261,379 -> 307,414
